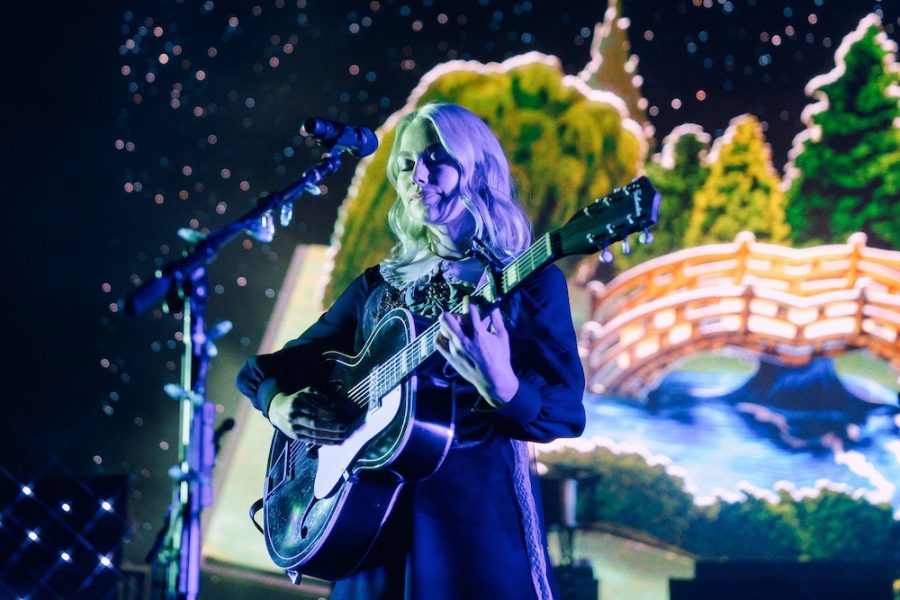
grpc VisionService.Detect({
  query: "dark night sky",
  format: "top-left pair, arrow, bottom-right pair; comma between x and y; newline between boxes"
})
2,0 -> 897,566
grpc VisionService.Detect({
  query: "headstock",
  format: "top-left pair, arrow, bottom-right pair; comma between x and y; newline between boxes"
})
556,176 -> 661,262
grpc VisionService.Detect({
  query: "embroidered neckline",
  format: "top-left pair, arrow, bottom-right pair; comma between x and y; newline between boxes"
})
379,257 -> 443,291
379,256 -> 481,292
378,256 -> 479,319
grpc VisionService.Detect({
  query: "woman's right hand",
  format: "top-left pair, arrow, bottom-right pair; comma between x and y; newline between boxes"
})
268,387 -> 350,445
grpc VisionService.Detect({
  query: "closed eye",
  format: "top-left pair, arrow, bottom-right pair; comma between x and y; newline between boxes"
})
397,145 -> 452,172
425,146 -> 453,164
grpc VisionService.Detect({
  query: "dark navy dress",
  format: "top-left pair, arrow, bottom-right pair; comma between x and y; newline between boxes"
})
237,260 -> 585,599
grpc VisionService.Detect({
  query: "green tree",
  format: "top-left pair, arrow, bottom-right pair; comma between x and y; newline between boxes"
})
686,495 -> 803,560
643,125 -> 710,255
795,488 -> 895,561
579,0 -> 651,140
540,444 -> 900,562
541,445 -> 695,547
685,114 -> 789,246
585,125 -> 709,277
786,14 -> 900,248
325,55 -> 645,304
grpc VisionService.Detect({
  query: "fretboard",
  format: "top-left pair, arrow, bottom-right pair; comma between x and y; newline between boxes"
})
367,233 -> 555,402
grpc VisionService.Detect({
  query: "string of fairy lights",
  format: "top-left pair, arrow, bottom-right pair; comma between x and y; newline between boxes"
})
0,466 -> 133,599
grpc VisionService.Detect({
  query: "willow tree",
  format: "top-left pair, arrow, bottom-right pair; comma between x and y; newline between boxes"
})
685,114 -> 789,246
785,14 -> 900,248
325,53 -> 646,303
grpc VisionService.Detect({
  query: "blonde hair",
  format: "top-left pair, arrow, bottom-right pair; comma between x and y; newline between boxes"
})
383,103 -> 532,269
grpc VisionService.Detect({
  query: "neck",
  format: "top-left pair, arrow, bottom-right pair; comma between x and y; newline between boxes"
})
427,220 -> 475,259
429,236 -> 465,259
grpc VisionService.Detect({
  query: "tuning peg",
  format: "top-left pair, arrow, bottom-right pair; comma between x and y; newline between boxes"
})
621,237 -> 631,255
639,229 -> 654,244
599,245 -> 614,263
280,202 -> 294,226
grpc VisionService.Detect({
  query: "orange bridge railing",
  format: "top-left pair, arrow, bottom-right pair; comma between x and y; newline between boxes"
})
579,232 -> 900,399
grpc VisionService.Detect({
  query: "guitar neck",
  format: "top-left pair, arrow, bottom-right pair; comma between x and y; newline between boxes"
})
369,233 -> 556,400
366,175 -> 662,401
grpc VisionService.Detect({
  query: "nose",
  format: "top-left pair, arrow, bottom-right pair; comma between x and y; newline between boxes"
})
412,156 -> 428,186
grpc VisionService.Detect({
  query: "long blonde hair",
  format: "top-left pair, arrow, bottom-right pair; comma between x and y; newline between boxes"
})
383,103 -> 533,270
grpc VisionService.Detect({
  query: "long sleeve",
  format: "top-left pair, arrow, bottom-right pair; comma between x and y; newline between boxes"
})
236,268 -> 378,418
489,264 -> 586,442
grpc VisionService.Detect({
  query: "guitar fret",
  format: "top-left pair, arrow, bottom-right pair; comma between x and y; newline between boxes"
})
507,261 -> 517,291
370,365 -> 379,404
391,361 -> 398,392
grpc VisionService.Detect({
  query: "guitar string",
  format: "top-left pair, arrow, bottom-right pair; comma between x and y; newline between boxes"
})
340,182 -> 645,406
343,233 -> 557,406
341,236 -> 552,408
344,240 -> 545,405
280,238 -> 544,470
287,437 -> 315,468
284,185 -> 642,461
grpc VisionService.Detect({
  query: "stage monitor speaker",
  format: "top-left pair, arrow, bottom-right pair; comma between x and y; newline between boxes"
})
670,560 -> 893,600
554,562 -> 600,600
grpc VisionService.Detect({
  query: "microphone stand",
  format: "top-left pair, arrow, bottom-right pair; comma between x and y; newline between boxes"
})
124,143 -> 354,600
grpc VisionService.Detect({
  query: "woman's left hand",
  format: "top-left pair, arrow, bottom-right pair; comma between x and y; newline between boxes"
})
437,299 -> 519,407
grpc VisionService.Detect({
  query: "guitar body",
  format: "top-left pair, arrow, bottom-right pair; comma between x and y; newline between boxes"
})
261,308 -> 455,580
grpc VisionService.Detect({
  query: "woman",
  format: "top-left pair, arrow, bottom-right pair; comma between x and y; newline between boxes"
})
237,102 -> 585,599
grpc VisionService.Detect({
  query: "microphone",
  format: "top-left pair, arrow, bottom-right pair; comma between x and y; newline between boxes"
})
301,118 -> 378,157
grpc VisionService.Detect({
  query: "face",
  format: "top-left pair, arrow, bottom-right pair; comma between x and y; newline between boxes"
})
394,117 -> 473,239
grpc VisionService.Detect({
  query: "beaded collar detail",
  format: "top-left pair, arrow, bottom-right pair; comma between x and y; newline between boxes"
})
378,258 -> 479,319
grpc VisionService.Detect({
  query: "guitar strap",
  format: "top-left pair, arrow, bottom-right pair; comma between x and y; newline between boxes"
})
511,439 -> 553,600
249,497 -> 265,534
249,497 -> 303,585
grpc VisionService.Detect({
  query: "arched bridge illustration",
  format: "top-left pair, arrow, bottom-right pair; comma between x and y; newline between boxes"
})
579,232 -> 900,399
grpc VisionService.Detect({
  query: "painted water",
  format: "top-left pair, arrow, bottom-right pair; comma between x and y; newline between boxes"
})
580,355 -> 900,515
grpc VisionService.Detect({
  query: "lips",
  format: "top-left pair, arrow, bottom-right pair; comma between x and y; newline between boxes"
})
410,191 -> 438,204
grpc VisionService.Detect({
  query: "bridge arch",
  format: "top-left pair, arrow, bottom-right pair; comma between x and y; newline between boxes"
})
579,232 -> 900,398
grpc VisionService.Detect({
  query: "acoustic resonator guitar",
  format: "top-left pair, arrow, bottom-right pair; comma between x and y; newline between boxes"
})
253,176 -> 662,582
